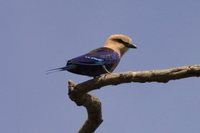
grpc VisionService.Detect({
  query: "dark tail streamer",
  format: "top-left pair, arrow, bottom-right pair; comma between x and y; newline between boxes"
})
46,67 -> 66,75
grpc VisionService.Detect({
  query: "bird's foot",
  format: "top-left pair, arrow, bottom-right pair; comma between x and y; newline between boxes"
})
102,73 -> 112,78
93,73 -> 111,79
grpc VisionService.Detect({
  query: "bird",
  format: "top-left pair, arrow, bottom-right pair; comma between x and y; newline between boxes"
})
47,34 -> 137,77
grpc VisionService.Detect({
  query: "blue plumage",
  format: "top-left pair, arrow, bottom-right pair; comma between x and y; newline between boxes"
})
67,47 -> 120,76
48,47 -> 120,77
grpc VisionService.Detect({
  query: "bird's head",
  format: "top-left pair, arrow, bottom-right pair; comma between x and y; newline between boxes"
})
104,34 -> 137,56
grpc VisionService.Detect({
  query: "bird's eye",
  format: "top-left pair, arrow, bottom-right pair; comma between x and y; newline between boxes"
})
113,38 -> 125,44
112,38 -> 133,48
113,38 -> 130,46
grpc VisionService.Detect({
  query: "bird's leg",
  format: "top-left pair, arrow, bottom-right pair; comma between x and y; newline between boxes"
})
101,65 -> 112,78
102,65 -> 111,74
93,65 -> 111,79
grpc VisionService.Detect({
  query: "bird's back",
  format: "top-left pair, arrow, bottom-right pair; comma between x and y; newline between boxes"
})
66,47 -> 120,76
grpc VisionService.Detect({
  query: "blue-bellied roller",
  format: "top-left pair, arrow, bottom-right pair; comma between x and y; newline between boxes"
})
47,34 -> 137,77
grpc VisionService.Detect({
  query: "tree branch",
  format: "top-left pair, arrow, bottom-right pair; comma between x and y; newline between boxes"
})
68,64 -> 200,133
68,80 -> 103,133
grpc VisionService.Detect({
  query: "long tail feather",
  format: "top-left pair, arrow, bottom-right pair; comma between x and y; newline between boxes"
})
46,67 -> 66,75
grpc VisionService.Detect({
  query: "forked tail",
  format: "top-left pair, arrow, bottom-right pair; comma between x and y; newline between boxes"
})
46,67 -> 66,75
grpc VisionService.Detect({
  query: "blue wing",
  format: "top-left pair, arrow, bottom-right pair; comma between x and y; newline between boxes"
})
47,47 -> 120,76
64,47 -> 120,76
68,47 -> 120,66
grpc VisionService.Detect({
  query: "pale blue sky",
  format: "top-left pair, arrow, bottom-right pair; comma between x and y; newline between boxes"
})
0,0 -> 200,133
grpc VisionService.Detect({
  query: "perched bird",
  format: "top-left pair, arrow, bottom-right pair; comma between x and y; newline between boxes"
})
47,34 -> 137,77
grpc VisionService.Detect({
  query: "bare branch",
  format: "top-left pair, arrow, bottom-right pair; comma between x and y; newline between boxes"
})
68,64 -> 200,133
68,80 -> 103,133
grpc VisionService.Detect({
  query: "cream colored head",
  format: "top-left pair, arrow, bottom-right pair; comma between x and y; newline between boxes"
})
104,34 -> 137,57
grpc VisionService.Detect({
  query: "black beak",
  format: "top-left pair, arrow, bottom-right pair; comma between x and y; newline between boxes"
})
128,43 -> 137,49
